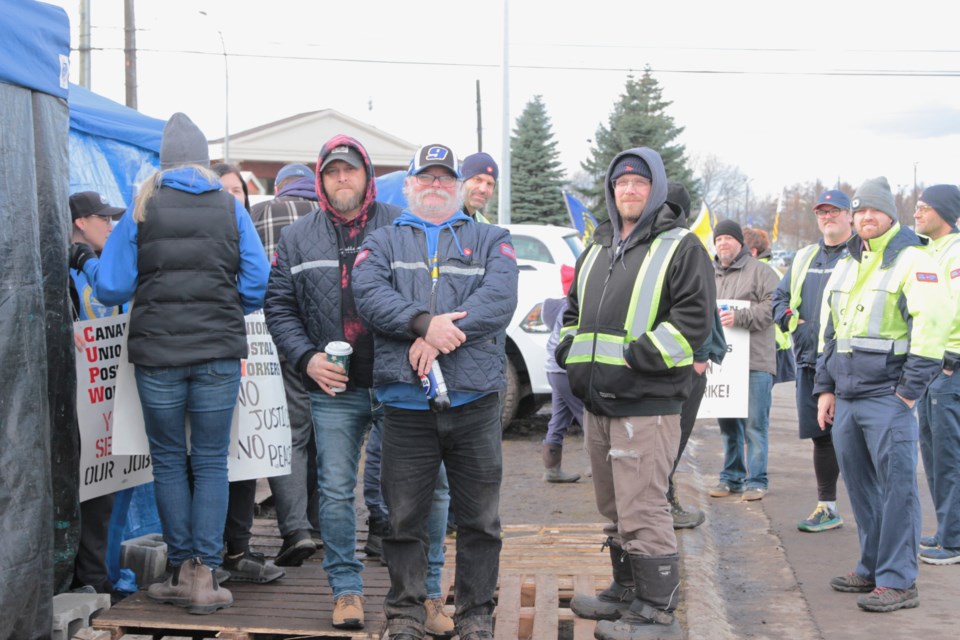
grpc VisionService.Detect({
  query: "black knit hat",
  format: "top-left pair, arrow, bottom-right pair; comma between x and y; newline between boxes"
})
667,181 -> 691,217
713,219 -> 744,246
920,184 -> 960,226
609,155 -> 652,184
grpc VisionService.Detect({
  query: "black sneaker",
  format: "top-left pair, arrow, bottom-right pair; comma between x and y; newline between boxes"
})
275,530 -> 317,567
221,550 -> 285,584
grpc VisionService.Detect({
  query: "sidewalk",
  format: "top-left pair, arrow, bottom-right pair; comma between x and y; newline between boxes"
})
674,382 -> 959,639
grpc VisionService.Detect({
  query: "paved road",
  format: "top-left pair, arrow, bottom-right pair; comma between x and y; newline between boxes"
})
677,382 -> 959,640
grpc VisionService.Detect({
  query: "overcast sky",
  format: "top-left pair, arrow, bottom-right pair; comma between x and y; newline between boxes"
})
48,0 -> 960,199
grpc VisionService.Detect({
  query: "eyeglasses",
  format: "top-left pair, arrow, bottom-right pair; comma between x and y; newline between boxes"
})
815,208 -> 844,217
613,177 -> 651,191
915,204 -> 933,213
92,214 -> 116,223
415,173 -> 457,187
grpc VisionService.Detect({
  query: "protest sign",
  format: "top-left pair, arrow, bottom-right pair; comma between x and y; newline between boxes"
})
112,310 -> 291,482
696,299 -> 750,420
74,314 -> 153,501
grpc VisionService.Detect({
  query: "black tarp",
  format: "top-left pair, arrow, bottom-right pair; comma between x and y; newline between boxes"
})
0,2 -> 72,637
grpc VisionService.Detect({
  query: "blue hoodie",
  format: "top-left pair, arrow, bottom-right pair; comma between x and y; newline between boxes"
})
83,167 -> 269,313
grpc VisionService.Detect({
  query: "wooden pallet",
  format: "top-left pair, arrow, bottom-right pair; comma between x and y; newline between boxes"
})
89,521 -> 611,639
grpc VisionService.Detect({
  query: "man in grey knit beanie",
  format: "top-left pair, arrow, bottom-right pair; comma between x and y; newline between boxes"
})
851,176 -> 897,221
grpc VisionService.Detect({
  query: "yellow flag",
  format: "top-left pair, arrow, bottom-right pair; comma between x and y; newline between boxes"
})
690,201 -> 715,255
772,190 -> 784,242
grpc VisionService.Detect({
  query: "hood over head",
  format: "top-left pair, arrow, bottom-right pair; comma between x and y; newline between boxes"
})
315,134 -> 377,217
604,147 -> 667,241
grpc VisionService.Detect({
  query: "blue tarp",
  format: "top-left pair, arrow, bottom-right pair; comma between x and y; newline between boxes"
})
376,170 -> 408,208
67,84 -> 166,208
0,0 -> 70,99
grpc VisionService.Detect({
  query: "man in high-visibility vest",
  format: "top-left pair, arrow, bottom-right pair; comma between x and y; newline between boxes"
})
913,184 -> 960,566
815,176 -> 948,613
558,148 -> 714,639
772,190 -> 853,533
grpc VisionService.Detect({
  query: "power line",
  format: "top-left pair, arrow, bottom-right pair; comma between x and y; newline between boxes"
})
79,46 -> 960,77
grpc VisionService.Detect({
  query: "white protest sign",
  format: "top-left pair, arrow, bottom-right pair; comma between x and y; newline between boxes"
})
696,299 -> 750,420
74,314 -> 153,501
112,310 -> 291,482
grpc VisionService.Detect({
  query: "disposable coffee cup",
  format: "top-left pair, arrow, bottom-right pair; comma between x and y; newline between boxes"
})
324,341 -> 352,393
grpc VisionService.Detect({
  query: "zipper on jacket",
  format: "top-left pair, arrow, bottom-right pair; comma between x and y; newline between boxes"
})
585,249 -> 617,400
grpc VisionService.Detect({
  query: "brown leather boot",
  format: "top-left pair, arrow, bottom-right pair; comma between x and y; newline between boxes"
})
146,559 -> 194,607
188,558 -> 233,615
542,443 -> 581,483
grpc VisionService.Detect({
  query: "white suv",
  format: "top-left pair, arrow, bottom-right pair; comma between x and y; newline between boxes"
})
501,224 -> 584,426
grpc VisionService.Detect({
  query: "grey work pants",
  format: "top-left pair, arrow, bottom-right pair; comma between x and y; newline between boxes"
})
585,411 -> 679,556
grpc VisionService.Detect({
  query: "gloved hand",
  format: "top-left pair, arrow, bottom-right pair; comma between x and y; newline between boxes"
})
69,243 -> 97,272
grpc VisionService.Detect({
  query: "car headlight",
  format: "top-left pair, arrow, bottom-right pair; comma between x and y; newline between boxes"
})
519,303 -> 549,333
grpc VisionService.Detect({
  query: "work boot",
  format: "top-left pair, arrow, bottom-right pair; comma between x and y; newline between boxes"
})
594,554 -> 681,639
669,491 -> 705,530
571,538 -> 635,620
187,558 -> 233,615
425,597 -> 455,637
542,443 -> 581,483
457,614 -> 494,640
364,515 -> 391,559
332,593 -> 365,629
146,559 -> 194,607
275,529 -> 317,567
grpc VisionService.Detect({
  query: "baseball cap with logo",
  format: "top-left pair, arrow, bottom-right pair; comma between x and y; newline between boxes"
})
813,189 -> 851,211
69,191 -> 125,221
320,145 -> 364,172
275,163 -> 313,185
409,144 -> 460,177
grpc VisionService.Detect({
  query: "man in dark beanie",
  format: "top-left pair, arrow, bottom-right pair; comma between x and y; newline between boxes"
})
710,219 -> 780,503
558,149 -> 715,639
815,176 -> 948,612
459,152 -> 499,223
913,183 -> 960,566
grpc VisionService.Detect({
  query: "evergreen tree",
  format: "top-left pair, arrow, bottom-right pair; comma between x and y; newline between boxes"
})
509,95 -> 567,225
582,68 -> 699,220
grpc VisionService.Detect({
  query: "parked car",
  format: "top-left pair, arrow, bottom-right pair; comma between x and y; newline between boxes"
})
500,224 -> 584,426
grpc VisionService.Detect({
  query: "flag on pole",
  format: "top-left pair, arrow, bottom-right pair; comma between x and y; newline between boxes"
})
772,189 -> 785,242
563,191 -> 598,244
689,201 -> 715,255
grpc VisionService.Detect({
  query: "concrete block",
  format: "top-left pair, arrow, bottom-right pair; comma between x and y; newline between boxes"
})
51,593 -> 110,640
120,532 -> 167,587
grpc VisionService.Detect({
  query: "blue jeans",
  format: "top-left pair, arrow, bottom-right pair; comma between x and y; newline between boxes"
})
718,371 -> 773,490
544,371 -> 584,446
364,418 -> 450,598
135,358 -> 240,568
382,394 -> 502,633
309,387 -> 383,597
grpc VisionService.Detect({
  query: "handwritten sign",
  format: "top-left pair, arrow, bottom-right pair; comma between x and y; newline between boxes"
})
696,299 -> 750,419
112,310 -> 291,482
74,314 -> 153,501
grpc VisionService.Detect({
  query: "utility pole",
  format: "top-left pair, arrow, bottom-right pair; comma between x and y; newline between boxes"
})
78,0 -> 91,87
123,0 -> 137,109
476,80 -> 483,152
498,0 -> 510,224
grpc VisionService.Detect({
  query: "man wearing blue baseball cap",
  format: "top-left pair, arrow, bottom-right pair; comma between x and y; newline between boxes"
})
459,152 -> 499,224
772,190 -> 854,534
914,184 -> 960,566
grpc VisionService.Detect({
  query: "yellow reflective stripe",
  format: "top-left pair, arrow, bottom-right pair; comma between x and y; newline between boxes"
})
560,325 -> 578,339
787,244 -> 819,333
566,332 -> 626,366
625,228 -> 687,340
576,244 -> 602,310
650,322 -> 694,368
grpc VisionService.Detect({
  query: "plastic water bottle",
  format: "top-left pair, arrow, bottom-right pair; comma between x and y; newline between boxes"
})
420,361 -> 451,412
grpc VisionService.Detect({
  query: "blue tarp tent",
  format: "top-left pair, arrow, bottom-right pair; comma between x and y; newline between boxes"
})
68,83 -> 165,207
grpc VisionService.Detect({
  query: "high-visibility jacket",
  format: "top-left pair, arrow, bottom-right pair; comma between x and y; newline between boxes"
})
814,223 -> 947,401
759,256 -> 792,352
923,230 -> 960,370
556,204 -> 715,418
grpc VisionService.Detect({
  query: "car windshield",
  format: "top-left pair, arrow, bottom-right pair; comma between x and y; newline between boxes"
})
564,234 -> 584,259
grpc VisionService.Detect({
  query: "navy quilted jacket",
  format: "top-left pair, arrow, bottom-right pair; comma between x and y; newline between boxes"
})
352,218 -> 519,393
264,200 -> 400,389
